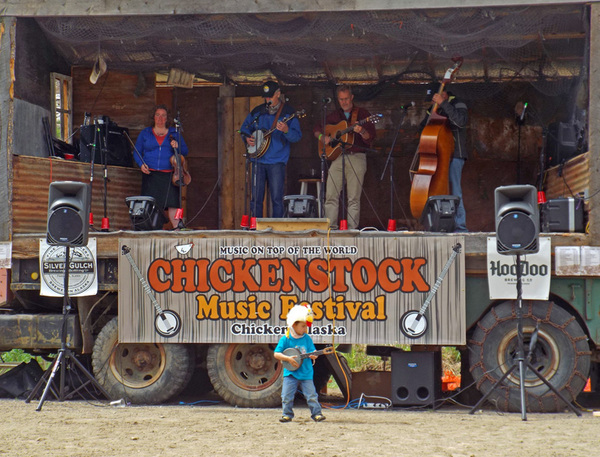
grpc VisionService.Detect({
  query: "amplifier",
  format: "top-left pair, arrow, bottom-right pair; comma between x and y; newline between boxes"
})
420,195 -> 460,232
391,351 -> 441,407
79,124 -> 133,167
283,195 -> 318,218
541,197 -> 584,233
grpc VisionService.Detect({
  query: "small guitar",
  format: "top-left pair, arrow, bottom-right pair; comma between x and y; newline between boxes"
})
246,109 -> 306,159
319,114 -> 383,161
282,346 -> 335,371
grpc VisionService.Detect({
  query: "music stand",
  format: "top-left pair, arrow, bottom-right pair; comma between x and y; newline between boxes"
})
25,245 -> 111,411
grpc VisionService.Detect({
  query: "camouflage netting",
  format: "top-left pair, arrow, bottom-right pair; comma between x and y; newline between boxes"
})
35,4 -> 589,127
35,5 -> 586,84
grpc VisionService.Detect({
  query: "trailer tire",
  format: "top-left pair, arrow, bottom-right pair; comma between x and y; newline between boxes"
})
206,343 -> 282,408
469,300 -> 591,412
92,317 -> 193,404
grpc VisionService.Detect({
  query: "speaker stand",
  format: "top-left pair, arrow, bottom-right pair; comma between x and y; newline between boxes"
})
469,254 -> 581,420
25,246 -> 111,411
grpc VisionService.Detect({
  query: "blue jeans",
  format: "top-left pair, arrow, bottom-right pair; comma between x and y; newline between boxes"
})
281,376 -> 322,418
449,158 -> 467,232
250,162 -> 286,218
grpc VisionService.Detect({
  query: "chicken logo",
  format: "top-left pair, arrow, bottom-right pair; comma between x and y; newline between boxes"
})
175,242 -> 194,256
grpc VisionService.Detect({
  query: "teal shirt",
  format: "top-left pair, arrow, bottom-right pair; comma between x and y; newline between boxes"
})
274,333 -> 317,380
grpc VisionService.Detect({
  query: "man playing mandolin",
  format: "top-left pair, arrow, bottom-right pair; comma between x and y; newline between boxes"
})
240,81 -> 302,218
314,85 -> 376,229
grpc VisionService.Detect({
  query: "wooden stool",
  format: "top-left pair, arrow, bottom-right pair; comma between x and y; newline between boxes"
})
298,178 -> 323,216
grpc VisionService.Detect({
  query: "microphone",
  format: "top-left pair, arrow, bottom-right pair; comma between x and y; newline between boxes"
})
266,101 -> 272,106
400,101 -> 416,110
322,97 -> 333,104
520,102 -> 528,122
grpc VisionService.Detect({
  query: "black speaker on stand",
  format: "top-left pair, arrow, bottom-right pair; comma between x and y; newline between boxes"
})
47,181 -> 92,246
26,181 -> 111,411
391,351 -> 441,407
469,184 -> 580,420
494,185 -> 539,255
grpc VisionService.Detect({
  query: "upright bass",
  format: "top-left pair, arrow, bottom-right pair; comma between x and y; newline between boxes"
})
409,57 -> 463,219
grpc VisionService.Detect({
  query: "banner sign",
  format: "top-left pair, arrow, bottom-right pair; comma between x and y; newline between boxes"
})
39,238 -> 98,297
118,236 -> 466,345
487,236 -> 551,300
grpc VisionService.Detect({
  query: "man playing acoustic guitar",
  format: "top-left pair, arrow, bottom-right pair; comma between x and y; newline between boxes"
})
314,85 -> 376,229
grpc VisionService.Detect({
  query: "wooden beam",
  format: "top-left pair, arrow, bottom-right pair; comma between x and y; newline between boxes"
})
588,3 -> 600,240
3,0 -> 596,16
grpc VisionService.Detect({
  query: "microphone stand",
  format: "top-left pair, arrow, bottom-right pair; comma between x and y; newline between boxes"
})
333,139 -> 376,230
319,99 -> 331,218
100,120 -> 110,231
241,152 -> 250,229
247,102 -> 270,226
172,115 -> 186,230
88,123 -> 99,230
380,105 -> 410,231
516,103 -> 527,184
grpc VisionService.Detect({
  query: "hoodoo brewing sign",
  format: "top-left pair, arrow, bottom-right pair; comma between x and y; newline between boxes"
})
118,235 -> 466,345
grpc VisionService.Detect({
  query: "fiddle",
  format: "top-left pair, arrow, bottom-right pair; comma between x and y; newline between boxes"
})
170,153 -> 191,187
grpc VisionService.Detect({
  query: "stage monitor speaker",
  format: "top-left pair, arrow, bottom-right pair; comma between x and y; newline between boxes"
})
541,197 -> 584,233
494,184 -> 539,255
125,196 -> 167,230
546,121 -> 580,168
420,195 -> 460,232
391,351 -> 441,406
79,123 -> 133,167
283,195 -> 318,218
47,181 -> 91,247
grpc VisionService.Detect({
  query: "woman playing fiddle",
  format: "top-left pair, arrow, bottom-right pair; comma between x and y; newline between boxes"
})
134,104 -> 189,229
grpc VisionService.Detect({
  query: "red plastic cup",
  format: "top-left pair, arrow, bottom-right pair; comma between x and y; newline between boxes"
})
101,217 -> 110,230
250,217 -> 257,230
387,219 -> 397,232
175,208 -> 183,220
339,219 -> 348,230
64,153 -> 74,160
89,213 -> 94,226
240,214 -> 250,229
537,191 -> 547,204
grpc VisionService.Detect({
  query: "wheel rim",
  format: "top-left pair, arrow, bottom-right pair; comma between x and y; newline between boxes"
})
224,344 -> 281,392
109,342 -> 167,389
497,325 -> 560,387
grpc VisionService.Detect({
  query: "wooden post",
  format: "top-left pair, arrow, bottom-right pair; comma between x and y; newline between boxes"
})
589,4 -> 600,241
218,85 -> 235,229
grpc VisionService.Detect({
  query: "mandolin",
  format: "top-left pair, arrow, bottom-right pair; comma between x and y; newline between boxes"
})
282,346 -> 335,371
246,109 -> 306,159
319,114 -> 382,161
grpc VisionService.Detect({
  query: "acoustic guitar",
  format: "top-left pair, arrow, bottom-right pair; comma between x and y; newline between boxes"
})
282,346 -> 335,371
246,109 -> 306,159
319,114 -> 382,161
